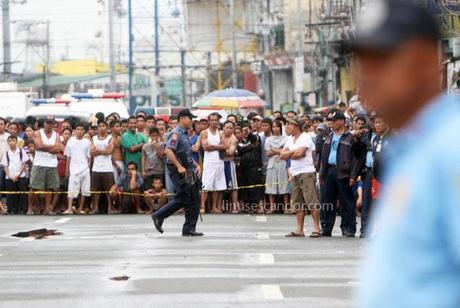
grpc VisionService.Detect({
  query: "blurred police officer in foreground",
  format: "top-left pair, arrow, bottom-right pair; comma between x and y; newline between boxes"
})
151,109 -> 203,237
351,0 -> 460,307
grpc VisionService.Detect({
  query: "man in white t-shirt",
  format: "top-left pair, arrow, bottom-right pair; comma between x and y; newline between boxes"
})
63,123 -> 91,214
281,117 -> 320,238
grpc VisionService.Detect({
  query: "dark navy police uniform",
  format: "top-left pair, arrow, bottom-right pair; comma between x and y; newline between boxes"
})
152,124 -> 200,234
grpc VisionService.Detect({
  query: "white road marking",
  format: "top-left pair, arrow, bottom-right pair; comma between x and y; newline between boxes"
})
347,280 -> 361,285
256,233 -> 270,240
256,216 -> 267,222
242,253 -> 275,265
261,285 -> 284,300
258,253 -> 275,264
54,218 -> 71,224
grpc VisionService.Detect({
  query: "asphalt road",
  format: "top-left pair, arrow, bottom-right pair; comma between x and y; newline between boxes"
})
0,214 -> 364,308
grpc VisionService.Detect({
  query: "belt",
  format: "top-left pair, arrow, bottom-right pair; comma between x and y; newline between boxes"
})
327,164 -> 337,168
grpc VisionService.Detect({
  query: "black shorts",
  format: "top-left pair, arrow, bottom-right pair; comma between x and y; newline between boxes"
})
91,172 -> 115,192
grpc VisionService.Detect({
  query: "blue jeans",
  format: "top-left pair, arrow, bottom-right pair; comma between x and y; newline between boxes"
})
153,169 -> 200,233
320,167 -> 356,234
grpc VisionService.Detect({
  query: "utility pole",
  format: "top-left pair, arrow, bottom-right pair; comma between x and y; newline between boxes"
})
154,0 -> 160,106
295,0 -> 304,107
230,0 -> 238,89
41,21 -> 50,98
297,0 -> 303,56
128,0 -> 135,113
108,0 -> 117,91
181,49 -> 186,106
215,2 -> 223,90
205,51 -> 211,94
2,0 -> 11,74
154,0 -> 160,75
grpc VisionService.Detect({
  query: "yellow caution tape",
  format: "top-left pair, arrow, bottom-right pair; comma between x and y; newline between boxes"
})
0,181 -> 292,197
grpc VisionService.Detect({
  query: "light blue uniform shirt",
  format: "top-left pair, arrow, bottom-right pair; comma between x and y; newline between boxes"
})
358,95 -> 460,308
327,133 -> 343,165
365,133 -> 376,168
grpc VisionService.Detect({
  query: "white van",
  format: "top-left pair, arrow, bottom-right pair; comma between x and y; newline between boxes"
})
25,103 -> 90,122
69,91 -> 130,119
69,99 -> 129,119
0,92 -> 36,118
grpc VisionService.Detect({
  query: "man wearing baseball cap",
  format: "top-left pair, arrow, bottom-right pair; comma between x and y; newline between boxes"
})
319,110 -> 362,237
151,108 -> 204,237
350,0 -> 460,307
281,116 -> 320,237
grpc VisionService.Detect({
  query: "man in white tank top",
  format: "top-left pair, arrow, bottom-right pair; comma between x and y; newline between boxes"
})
91,121 -> 116,214
199,113 -> 228,213
28,117 -> 63,215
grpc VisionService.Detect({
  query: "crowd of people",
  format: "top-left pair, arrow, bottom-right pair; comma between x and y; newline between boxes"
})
0,105 -> 390,238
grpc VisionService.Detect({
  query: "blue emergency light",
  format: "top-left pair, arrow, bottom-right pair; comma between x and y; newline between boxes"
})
71,92 -> 125,100
32,98 -> 71,105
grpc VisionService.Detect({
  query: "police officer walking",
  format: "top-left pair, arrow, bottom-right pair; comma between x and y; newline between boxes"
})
319,110 -> 361,237
151,109 -> 203,237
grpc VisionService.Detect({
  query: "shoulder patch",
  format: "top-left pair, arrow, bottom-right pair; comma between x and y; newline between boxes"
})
172,133 -> 178,141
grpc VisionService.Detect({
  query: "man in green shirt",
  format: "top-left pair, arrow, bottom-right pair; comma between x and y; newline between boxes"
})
121,116 -> 148,170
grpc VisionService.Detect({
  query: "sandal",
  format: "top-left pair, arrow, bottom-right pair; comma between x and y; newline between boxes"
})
309,231 -> 321,238
285,232 -> 305,237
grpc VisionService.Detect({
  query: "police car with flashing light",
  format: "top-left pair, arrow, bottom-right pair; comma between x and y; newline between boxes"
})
25,90 -> 130,121
70,90 -> 129,119
25,98 -> 90,122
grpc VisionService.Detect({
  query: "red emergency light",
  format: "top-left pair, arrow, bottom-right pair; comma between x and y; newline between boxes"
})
71,92 -> 125,100
32,98 -> 71,105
